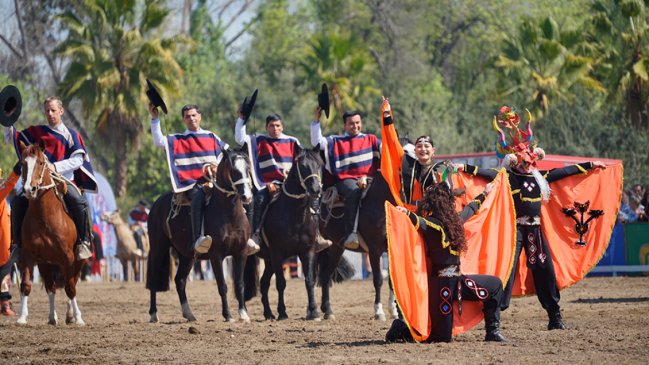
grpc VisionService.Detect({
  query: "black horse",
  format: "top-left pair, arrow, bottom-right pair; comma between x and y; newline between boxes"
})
146,149 -> 254,323
318,172 -> 399,321
244,147 -> 325,320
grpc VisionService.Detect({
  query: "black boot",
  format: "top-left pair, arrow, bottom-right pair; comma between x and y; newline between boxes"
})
484,305 -> 507,342
311,195 -> 332,252
548,309 -> 566,330
190,185 -> 212,254
385,319 -> 413,343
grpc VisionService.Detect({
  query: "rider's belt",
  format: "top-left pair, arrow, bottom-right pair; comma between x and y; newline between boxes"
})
438,265 -> 461,277
516,216 -> 541,226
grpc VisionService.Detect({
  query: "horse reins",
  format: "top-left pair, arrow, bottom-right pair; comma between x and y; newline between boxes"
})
282,160 -> 321,200
206,157 -> 252,198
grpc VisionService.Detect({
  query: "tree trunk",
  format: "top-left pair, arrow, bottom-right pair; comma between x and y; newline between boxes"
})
113,144 -> 128,197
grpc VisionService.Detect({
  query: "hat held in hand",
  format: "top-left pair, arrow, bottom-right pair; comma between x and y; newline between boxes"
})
318,83 -> 330,119
0,85 -> 22,127
146,79 -> 168,115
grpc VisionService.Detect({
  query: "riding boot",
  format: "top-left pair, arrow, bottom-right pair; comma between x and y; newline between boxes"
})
64,183 -> 92,260
310,195 -> 332,252
342,189 -> 362,250
190,185 -> 212,254
0,293 -> 14,317
10,193 -> 28,258
484,304 -> 507,342
547,309 -> 566,330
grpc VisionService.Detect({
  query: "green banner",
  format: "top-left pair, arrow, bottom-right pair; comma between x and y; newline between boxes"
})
624,223 -> 649,273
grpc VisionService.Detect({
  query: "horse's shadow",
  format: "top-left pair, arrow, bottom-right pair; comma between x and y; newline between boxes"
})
299,339 -> 387,348
571,296 -> 649,304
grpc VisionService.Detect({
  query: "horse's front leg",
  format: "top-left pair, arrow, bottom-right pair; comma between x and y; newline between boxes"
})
17,264 -> 33,325
175,255 -> 197,321
369,248 -> 386,321
319,245 -> 344,320
300,251 -> 320,321
210,255 -> 233,322
231,252 -> 250,323
271,255 -> 288,320
149,290 -> 159,323
260,259 -> 275,320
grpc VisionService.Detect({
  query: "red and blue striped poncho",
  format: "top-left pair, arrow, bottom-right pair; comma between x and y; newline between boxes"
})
322,133 -> 380,180
14,125 -> 97,192
247,134 -> 300,190
164,132 -> 227,193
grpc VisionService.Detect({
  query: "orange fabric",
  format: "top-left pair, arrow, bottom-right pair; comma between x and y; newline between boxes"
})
512,164 -> 624,296
380,105 -> 405,207
0,171 -> 19,265
386,170 -> 516,341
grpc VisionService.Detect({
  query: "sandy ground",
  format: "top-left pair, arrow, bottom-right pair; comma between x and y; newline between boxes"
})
0,275 -> 647,364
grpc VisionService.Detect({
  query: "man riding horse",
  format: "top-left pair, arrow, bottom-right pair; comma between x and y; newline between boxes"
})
146,82 -> 258,256
4,96 -> 97,261
311,104 -> 381,250
235,100 -> 331,252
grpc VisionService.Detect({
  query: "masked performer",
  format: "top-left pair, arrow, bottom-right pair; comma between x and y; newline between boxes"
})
457,106 -> 622,330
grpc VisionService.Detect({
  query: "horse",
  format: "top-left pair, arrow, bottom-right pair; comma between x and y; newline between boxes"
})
146,149 -> 254,323
318,172 -> 399,321
15,140 -> 86,325
100,210 -> 148,281
243,147 -> 324,320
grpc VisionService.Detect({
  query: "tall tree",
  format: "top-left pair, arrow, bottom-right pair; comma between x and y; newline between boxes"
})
588,0 -> 649,125
495,16 -> 605,118
55,0 -> 183,197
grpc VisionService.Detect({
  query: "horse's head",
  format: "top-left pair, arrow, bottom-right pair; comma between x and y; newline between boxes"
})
288,145 -> 323,199
217,148 -> 253,204
20,140 -> 54,200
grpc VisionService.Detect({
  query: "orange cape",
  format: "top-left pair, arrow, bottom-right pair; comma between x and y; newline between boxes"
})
0,171 -> 19,266
386,170 -> 516,342
455,164 -> 623,296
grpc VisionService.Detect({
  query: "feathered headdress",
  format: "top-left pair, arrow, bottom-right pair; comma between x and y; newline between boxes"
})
493,106 -> 541,168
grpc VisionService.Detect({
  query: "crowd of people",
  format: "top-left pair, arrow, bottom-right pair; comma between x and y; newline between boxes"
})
0,86 -> 628,344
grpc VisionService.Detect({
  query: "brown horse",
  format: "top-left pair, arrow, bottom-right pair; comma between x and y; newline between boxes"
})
101,210 -> 148,281
16,141 -> 86,325
146,149 -> 254,323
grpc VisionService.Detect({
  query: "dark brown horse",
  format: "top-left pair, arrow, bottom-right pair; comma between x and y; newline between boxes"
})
244,147 -> 324,320
15,141 -> 87,325
146,149 -> 254,323
318,172 -> 398,321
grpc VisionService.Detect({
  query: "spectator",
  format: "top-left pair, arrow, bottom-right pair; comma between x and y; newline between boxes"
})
618,190 -> 638,223
128,200 -> 149,257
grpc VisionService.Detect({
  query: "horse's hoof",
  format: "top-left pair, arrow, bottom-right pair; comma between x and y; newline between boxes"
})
75,318 -> 86,326
65,317 -> 75,325
16,317 -> 27,325
238,310 -> 250,323
306,310 -> 321,321
48,319 -> 57,326
375,313 -> 387,321
278,314 -> 289,321
224,318 -> 236,323
264,313 -> 275,321
323,313 -> 335,321
150,313 -> 159,323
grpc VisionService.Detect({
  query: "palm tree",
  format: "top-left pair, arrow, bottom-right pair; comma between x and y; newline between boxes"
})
495,16 -> 605,118
56,0 -> 183,196
299,32 -> 381,128
588,0 -> 649,125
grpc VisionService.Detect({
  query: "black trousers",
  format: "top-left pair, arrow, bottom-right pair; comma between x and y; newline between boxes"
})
251,188 -> 271,233
427,274 -> 503,342
335,178 -> 362,234
500,225 -> 561,313
11,181 -> 90,246
190,183 -> 206,241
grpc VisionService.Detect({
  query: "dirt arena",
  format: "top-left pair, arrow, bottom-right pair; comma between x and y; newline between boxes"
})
0,275 -> 647,364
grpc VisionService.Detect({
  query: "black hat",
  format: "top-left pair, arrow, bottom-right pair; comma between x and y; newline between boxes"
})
318,83 -> 330,119
0,85 -> 22,127
145,79 -> 168,115
137,199 -> 149,207
240,89 -> 258,124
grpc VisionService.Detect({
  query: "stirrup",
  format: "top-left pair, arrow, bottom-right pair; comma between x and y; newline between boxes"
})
245,238 -> 260,256
193,235 -> 213,254
343,232 -> 360,250
75,241 -> 93,260
315,233 -> 332,253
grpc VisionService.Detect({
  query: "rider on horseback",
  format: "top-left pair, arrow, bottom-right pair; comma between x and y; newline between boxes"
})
311,106 -> 381,250
149,103 -> 259,256
4,97 -> 97,261
235,112 -> 332,253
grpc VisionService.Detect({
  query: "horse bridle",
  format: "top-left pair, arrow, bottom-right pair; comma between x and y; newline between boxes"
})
24,154 -> 65,200
207,156 -> 252,197
282,159 -> 321,200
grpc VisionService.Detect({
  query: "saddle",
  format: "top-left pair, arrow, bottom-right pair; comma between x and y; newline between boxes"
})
319,177 -> 374,226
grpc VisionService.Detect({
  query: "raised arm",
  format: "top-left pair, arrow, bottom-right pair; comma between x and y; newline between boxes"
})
234,111 -> 251,146
459,163 -> 498,181
544,161 -> 603,183
310,106 -> 327,147
149,103 -> 166,149
458,185 -> 489,222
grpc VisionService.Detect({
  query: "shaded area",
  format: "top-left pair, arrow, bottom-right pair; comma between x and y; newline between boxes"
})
572,297 -> 649,304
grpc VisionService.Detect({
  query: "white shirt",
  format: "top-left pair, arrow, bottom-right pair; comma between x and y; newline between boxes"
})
310,121 -> 327,147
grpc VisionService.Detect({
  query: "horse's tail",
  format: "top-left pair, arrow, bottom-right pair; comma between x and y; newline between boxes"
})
0,247 -> 18,280
316,248 -> 355,287
332,254 -> 355,283
243,254 -> 259,301
145,194 -> 172,292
